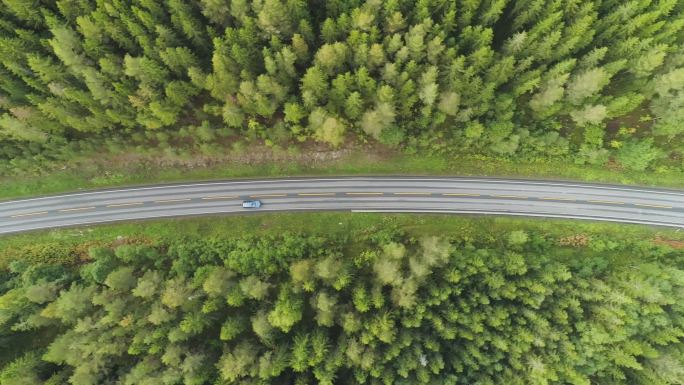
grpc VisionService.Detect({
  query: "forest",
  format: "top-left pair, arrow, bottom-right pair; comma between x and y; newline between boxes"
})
1,0 -> 683,175
1,225 -> 683,384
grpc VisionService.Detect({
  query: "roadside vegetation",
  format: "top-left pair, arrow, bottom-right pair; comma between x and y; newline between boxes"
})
5,146 -> 684,202
1,0 -> 683,189
1,214 -> 684,384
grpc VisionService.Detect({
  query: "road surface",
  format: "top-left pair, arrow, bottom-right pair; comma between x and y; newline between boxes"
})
1,177 -> 684,235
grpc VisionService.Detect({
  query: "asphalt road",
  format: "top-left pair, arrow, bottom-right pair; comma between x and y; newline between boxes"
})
1,177 -> 684,235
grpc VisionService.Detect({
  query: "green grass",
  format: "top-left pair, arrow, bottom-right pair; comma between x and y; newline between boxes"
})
2,212 -> 682,269
2,148 -> 684,201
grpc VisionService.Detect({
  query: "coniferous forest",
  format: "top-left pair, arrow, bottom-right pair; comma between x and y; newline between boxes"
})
2,1 -> 684,384
0,0 -> 683,174
1,227 -> 684,384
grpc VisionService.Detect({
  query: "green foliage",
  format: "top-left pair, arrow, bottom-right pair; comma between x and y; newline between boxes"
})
309,109 -> 346,147
104,267 -> 137,291
566,68 -> 611,104
0,243 -> 77,269
0,352 -> 44,385
507,230 -> 529,246
0,0 -> 682,175
268,284 -> 303,332
651,67 -> 684,139
571,104 -> 608,126
3,229 -> 683,384
615,139 -> 662,171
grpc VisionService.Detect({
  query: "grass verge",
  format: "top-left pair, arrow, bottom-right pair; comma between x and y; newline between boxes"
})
1,212 -> 682,269
2,147 -> 684,201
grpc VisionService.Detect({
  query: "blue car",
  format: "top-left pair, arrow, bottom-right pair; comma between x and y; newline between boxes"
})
242,200 -> 262,208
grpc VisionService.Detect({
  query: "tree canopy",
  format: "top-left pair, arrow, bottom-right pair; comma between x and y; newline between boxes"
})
1,228 -> 683,384
0,0 -> 682,173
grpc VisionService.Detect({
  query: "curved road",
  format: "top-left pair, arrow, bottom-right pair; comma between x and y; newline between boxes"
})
2,177 -> 684,235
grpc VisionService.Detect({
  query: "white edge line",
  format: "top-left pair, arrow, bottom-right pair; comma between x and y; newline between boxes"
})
2,207 -> 683,235
3,177 -> 684,206
0,207 -> 326,234
351,209 -> 684,228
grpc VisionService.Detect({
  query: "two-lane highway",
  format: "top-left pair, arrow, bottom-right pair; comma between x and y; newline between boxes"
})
2,177 -> 684,235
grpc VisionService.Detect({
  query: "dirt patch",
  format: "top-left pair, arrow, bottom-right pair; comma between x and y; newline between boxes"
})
74,142 -> 372,176
604,103 -> 653,140
604,158 -> 623,172
558,234 -> 590,247
72,240 -> 108,262
652,236 -> 684,249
